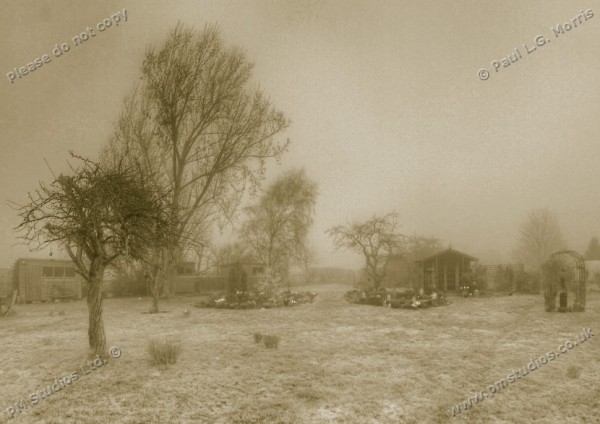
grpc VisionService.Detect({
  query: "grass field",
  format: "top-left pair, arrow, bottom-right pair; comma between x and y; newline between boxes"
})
1,284 -> 598,423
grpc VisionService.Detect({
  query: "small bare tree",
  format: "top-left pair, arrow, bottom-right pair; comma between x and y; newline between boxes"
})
240,168 -> 318,283
102,23 -> 290,311
584,237 -> 600,260
514,208 -> 566,272
327,213 -> 404,289
13,155 -> 169,355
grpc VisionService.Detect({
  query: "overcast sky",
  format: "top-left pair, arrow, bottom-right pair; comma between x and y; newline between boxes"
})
1,0 -> 599,269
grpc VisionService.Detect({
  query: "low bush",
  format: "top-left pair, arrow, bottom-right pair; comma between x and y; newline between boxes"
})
566,366 -> 582,379
195,284 -> 317,310
263,335 -> 280,349
41,337 -> 54,346
105,267 -> 148,297
253,332 -> 263,343
147,340 -> 182,366
345,288 -> 449,309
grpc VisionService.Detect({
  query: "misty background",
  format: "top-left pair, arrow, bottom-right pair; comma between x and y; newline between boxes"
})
1,0 -> 599,269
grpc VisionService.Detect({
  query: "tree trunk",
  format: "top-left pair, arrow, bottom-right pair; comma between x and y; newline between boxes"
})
373,278 -> 381,289
154,248 -> 177,303
87,262 -> 106,356
0,289 -> 17,317
151,277 -> 161,313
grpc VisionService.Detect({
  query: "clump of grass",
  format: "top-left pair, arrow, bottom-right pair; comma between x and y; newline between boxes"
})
253,332 -> 263,343
183,309 -> 191,318
566,366 -> 582,379
263,334 -> 280,349
49,311 -> 55,317
41,337 -> 54,346
147,340 -> 182,366
58,310 -> 66,316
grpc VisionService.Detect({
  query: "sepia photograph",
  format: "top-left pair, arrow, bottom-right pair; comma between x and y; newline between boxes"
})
1,1 -> 599,423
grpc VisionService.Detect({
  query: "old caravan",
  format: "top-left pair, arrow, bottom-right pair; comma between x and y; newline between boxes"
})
14,258 -> 84,303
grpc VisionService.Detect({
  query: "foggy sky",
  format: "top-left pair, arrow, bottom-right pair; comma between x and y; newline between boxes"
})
1,0 -> 599,269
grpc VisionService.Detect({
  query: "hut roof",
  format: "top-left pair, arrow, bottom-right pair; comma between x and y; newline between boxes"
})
415,248 -> 477,264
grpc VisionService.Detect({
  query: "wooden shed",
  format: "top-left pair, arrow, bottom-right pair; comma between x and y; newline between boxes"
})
14,258 -> 83,303
415,248 -> 478,293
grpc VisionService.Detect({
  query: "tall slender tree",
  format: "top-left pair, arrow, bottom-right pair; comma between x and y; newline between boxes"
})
513,208 -> 566,272
102,23 -> 289,311
240,168 -> 318,283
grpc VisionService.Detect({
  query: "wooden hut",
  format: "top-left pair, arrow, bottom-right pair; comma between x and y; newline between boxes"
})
415,248 -> 478,293
14,258 -> 83,303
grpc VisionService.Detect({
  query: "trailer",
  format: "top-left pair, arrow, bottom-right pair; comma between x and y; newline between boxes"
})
14,258 -> 84,303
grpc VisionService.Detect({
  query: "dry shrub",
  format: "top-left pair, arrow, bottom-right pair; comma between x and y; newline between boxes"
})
263,335 -> 280,349
147,340 -> 182,366
41,337 -> 54,346
253,332 -> 263,343
566,366 -> 582,379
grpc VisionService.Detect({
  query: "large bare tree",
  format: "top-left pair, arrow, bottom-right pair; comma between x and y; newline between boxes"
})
240,168 -> 318,283
102,23 -> 289,311
14,155 -> 169,354
327,213 -> 404,288
514,208 -> 566,272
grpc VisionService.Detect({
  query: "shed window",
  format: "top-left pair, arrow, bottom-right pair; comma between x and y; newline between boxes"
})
65,268 -> 75,277
43,266 -> 53,277
54,267 -> 65,278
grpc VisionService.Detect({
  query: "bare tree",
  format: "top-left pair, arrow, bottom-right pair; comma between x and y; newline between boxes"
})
102,23 -> 289,311
514,208 -> 566,272
240,168 -> 318,283
584,237 -> 600,260
213,242 -> 255,271
13,155 -> 168,354
327,213 -> 404,288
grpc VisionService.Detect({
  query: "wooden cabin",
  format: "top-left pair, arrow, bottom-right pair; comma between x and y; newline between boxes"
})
415,248 -> 478,293
14,258 -> 83,303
